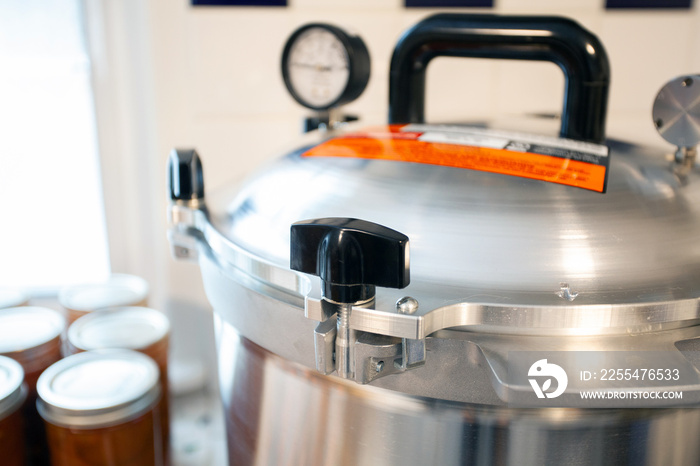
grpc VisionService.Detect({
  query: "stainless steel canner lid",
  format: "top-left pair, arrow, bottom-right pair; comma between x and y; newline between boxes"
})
37,349 -> 160,428
0,356 -> 26,421
171,14 -> 700,338
207,129 -> 700,308
68,307 -> 170,351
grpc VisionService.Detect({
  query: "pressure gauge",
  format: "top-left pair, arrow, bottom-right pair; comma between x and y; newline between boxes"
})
282,24 -> 370,111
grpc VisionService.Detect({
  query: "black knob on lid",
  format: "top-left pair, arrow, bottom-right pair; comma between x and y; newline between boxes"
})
290,218 -> 410,303
169,149 -> 204,201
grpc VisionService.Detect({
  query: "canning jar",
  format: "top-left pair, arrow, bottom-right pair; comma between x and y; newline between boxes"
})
0,356 -> 27,466
65,307 -> 169,371
65,307 -> 171,462
0,306 -> 66,464
37,350 -> 164,466
58,274 -> 149,324
0,306 -> 65,397
0,290 -> 28,309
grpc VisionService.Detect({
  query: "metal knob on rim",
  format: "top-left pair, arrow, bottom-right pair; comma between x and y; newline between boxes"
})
290,218 -> 410,304
290,218 -> 410,380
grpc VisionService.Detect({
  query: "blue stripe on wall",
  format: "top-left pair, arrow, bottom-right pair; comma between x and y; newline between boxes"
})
606,0 -> 691,8
405,0 -> 493,7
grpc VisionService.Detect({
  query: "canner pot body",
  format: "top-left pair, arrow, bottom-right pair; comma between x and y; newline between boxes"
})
167,13 -> 700,466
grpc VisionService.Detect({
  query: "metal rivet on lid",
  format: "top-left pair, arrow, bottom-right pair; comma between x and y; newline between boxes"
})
396,296 -> 419,315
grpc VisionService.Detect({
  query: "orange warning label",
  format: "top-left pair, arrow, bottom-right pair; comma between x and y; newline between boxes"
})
303,125 -> 610,193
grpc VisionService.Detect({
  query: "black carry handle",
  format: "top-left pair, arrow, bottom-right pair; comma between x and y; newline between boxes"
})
388,14 -> 610,143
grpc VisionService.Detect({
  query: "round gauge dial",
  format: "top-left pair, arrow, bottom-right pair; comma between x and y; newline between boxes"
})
282,24 -> 370,111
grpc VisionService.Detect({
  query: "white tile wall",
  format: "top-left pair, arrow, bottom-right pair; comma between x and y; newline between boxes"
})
600,11 -> 695,114
148,0 -> 700,193
190,116 -> 302,189
189,9 -> 295,118
424,58 -> 498,123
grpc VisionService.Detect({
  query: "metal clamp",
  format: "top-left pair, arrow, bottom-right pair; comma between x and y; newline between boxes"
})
168,148 -> 206,262
168,202 -> 204,262
310,296 -> 427,384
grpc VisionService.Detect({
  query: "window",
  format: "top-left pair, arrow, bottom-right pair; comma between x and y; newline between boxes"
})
0,1 -> 110,293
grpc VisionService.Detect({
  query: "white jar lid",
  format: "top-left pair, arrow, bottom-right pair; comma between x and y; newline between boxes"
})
68,307 -> 169,351
59,274 -> 149,312
0,356 -> 25,421
0,290 -> 29,309
0,307 -> 65,353
37,349 -> 160,428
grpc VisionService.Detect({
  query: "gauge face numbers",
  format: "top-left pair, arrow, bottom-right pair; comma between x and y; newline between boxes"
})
285,27 -> 350,109
282,24 -> 370,112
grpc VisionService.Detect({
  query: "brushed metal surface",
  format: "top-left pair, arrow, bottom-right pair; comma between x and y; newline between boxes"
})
653,75 -> 700,148
207,131 -> 700,308
214,325 -> 700,466
201,259 -> 700,404
180,207 -> 700,337
177,121 -> 700,466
